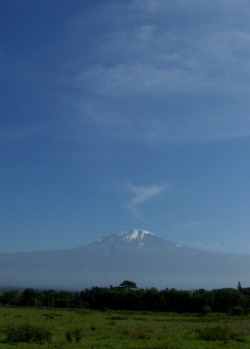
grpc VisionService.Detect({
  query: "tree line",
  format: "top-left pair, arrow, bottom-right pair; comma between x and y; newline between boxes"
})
1,281 -> 250,314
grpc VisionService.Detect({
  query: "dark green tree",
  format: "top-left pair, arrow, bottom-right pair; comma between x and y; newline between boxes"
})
19,288 -> 40,307
119,280 -> 137,290
1,290 -> 20,306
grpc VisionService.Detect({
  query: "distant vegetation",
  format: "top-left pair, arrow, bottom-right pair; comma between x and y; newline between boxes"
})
1,281 -> 250,314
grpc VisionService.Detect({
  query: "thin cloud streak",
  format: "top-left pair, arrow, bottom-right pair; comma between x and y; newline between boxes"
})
126,183 -> 171,219
66,0 -> 250,146
0,123 -> 47,144
174,220 -> 210,235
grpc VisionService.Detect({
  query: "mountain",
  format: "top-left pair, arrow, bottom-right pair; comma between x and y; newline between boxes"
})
0,229 -> 250,290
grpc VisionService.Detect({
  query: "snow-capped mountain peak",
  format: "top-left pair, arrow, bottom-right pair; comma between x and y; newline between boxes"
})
97,229 -> 158,247
119,230 -> 155,241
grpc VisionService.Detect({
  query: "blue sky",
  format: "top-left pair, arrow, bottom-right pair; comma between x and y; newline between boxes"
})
1,0 -> 250,254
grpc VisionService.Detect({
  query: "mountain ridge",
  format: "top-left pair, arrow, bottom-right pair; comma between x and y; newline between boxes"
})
0,229 -> 250,290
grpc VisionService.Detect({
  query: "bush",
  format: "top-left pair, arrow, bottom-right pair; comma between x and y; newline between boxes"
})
65,328 -> 82,343
200,305 -> 211,315
229,306 -> 245,316
65,329 -> 72,343
75,328 -> 82,343
4,322 -> 52,344
197,325 -> 242,342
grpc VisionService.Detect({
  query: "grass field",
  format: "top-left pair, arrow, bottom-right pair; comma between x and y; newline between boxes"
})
1,306 -> 250,348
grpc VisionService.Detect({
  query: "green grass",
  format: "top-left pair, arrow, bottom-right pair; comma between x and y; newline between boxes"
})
1,306 -> 250,348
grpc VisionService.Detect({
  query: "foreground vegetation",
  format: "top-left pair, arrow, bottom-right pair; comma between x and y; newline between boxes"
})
1,306 -> 250,348
1,283 -> 250,348
1,282 -> 250,314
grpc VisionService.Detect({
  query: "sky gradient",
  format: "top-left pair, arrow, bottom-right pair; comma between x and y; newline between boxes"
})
1,0 -> 250,254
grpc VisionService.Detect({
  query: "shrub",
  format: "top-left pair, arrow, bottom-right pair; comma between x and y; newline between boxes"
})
65,328 -> 82,343
132,328 -> 152,340
65,329 -> 72,343
4,322 -> 52,344
197,325 -> 242,342
229,306 -> 245,316
200,305 -> 211,315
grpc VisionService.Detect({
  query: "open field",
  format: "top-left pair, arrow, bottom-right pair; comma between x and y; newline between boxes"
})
1,306 -> 250,348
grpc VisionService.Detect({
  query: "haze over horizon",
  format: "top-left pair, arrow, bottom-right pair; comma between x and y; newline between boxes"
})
1,1 -> 250,255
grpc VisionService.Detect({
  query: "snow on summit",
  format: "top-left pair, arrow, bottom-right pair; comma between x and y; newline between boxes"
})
119,230 -> 155,241
97,230 -> 158,247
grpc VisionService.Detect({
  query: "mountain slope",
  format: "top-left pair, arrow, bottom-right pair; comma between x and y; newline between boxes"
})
0,230 -> 249,290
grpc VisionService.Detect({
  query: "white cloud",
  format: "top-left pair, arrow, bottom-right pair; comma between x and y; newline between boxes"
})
192,241 -> 221,252
0,123 -> 47,144
67,0 -> 250,145
193,242 -> 205,249
184,221 -> 202,228
175,220 -> 204,232
126,183 -> 170,219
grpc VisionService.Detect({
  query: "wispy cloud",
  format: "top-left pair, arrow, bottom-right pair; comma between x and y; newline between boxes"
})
126,182 -> 171,219
192,241 -> 221,251
66,0 -> 250,145
0,123 -> 47,144
175,220 -> 209,233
